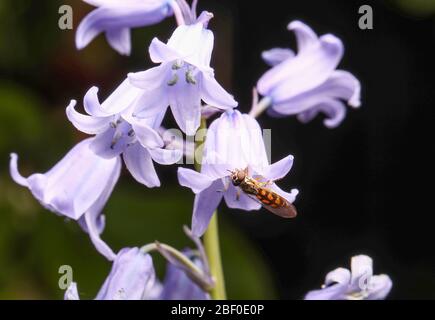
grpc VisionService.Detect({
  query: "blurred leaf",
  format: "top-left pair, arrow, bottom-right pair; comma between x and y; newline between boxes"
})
392,0 -> 435,17
0,82 -> 45,156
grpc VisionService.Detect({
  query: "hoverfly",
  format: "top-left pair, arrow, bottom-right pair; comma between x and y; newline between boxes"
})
228,167 -> 297,218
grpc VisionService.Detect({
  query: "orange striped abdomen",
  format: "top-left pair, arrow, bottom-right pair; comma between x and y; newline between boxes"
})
255,188 -> 287,208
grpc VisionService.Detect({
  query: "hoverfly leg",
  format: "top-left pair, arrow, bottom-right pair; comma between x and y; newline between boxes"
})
236,189 -> 241,201
217,179 -> 231,193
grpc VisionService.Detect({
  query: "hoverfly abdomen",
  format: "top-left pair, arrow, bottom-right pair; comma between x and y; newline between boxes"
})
255,189 -> 284,209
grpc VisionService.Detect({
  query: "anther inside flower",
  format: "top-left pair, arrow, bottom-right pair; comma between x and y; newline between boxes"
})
166,59 -> 198,86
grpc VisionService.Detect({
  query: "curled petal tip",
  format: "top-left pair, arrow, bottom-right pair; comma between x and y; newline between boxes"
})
197,11 -> 214,26
320,34 -> 344,51
287,20 -> 304,30
9,153 -> 29,187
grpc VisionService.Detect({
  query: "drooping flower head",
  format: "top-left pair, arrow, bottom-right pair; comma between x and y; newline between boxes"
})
129,11 -> 238,135
65,247 -> 156,300
178,110 -> 298,236
66,79 -> 183,188
305,255 -> 393,300
10,78 -> 182,260
255,20 -> 361,128
76,0 -> 174,55
10,139 -> 120,261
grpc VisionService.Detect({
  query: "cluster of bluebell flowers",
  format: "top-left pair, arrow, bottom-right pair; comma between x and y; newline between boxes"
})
9,0 -> 392,300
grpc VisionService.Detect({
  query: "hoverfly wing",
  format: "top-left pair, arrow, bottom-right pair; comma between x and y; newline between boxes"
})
262,200 -> 297,218
252,187 -> 297,218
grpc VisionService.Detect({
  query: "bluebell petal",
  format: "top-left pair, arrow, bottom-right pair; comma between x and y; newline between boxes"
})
76,0 -> 172,55
350,255 -> 373,290
90,127 -> 128,159
262,155 -> 294,181
10,138 -> 121,220
367,275 -> 392,300
77,152 -> 121,261
305,268 -> 351,300
128,65 -> 169,92
304,283 -> 348,300
224,183 -> 261,211
66,99 -> 111,135
201,104 -> 221,119
326,70 -> 361,108
80,212 -> 116,261
178,167 -> 214,194
128,67 -> 170,118
258,34 -> 344,102
106,27 -> 131,56
123,143 -> 160,188
9,153 -> 29,187
168,81 -> 201,136
325,267 -> 352,286
192,180 -> 224,237
262,48 -> 295,67
296,99 -> 347,128
149,37 -> 180,64
238,112 -> 270,170
166,20 -> 214,70
127,117 -> 164,149
149,147 -> 183,165
287,20 -> 319,53
64,282 -> 80,300
85,80 -> 142,117
199,72 -> 238,110
269,183 -> 299,204
203,111 -> 249,175
201,111 -> 242,178
96,248 -> 155,300
270,70 -> 361,117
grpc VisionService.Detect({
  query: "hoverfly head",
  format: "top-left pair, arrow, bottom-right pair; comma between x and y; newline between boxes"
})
229,169 -> 245,186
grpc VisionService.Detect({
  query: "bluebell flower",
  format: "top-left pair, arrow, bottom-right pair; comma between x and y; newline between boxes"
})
255,21 -> 361,128
11,79 -> 182,260
128,11 -> 238,135
66,79 -> 183,187
305,255 -> 392,300
76,0 -> 174,55
178,110 -> 298,236
10,138 -> 120,261
65,247 -> 156,300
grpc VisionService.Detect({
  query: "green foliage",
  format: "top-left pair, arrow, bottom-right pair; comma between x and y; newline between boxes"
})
392,0 -> 435,17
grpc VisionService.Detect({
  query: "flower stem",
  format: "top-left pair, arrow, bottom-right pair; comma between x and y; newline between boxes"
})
195,117 -> 227,300
203,212 -> 226,299
249,96 -> 272,118
169,0 -> 186,26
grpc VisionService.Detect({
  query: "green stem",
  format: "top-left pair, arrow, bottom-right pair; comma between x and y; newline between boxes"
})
195,116 -> 227,300
203,212 -> 226,299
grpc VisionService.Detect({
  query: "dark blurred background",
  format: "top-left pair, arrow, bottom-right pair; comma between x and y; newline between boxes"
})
1,0 -> 434,299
